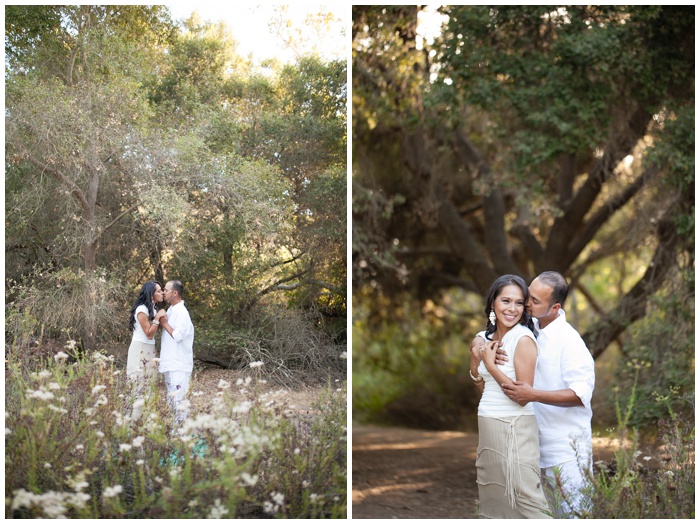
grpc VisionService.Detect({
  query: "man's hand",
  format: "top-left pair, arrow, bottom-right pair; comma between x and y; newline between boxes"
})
494,343 -> 508,366
470,337 -> 485,363
501,380 -> 536,406
155,309 -> 167,321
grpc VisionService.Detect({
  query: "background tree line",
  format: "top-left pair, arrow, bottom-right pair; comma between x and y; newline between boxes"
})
352,5 -> 693,430
5,5 -> 347,383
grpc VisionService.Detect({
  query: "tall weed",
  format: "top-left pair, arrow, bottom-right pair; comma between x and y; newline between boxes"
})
581,363 -> 694,519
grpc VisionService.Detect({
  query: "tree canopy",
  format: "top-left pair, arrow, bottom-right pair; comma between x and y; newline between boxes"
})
353,5 -> 693,358
6,5 -> 347,376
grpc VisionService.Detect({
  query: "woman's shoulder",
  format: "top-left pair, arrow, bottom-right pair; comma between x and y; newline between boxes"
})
134,303 -> 150,315
508,324 -> 536,344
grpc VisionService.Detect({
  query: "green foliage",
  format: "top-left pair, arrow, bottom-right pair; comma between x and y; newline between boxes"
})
583,373 -> 694,519
610,269 -> 694,430
6,5 -> 346,362
352,290 -> 480,430
258,380 -> 347,518
5,345 -> 346,518
437,5 -> 694,176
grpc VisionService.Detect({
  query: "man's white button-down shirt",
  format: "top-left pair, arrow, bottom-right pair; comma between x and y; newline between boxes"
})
158,300 -> 194,374
533,309 -> 595,468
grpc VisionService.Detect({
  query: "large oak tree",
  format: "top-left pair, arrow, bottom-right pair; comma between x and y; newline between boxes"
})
352,5 -> 694,359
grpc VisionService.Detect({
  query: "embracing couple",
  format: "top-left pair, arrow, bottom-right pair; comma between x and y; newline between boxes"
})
470,271 -> 595,519
125,279 -> 195,426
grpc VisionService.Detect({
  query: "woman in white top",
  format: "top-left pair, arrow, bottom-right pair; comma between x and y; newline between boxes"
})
126,281 -> 165,393
469,274 -> 550,519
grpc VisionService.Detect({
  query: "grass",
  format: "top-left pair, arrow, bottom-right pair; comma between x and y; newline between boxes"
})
564,363 -> 695,519
5,342 -> 347,519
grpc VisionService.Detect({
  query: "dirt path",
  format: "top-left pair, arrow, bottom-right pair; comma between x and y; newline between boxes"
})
352,425 -> 621,519
352,425 -> 480,519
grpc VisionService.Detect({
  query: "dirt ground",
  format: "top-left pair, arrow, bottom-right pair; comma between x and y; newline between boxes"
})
109,346 -> 326,415
351,425 -> 623,519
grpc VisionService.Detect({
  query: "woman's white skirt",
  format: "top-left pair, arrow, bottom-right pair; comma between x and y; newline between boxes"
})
126,339 -> 157,387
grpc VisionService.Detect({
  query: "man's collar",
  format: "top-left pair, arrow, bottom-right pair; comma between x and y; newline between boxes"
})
534,309 -> 566,335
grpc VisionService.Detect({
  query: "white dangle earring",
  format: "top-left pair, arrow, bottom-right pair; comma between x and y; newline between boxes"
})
489,309 -> 496,325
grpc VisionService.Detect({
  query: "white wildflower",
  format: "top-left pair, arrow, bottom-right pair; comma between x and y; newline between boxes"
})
95,394 -> 108,406
95,431 -> 105,438
68,473 -> 89,492
132,436 -> 145,447
68,492 -> 90,509
54,351 -> 69,362
65,340 -> 77,350
44,462 -> 52,469
339,351 -> 347,359
643,456 -> 652,462
309,493 -> 319,502
249,361 -> 264,369
27,388 -> 55,401
272,491 -> 285,506
11,489 -> 34,511
240,472 -> 259,486
208,498 -> 229,519
75,444 -> 84,451
102,485 -> 123,498
48,382 -> 61,390
176,399 -> 190,412
136,459 -> 145,466
217,379 -> 231,390
91,385 -> 106,395
294,448 -> 301,455
119,444 -> 132,453
37,370 -> 52,379
664,470 -> 675,478
48,404 -> 68,414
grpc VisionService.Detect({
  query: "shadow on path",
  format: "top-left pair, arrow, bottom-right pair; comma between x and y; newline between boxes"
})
352,425 -> 480,519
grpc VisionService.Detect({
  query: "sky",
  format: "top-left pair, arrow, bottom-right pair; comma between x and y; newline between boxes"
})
165,4 -> 349,64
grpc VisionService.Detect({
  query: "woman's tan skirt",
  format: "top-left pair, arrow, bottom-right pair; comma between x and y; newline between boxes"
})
476,415 -> 551,519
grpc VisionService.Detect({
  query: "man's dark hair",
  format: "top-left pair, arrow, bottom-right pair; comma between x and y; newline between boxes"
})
537,271 -> 569,306
169,280 -> 184,297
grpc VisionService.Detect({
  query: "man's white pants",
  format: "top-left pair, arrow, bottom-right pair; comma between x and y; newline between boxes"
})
162,370 -> 191,425
541,458 -> 592,519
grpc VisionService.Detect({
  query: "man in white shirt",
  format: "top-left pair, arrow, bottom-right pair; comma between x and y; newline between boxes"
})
471,271 -> 595,518
158,280 -> 194,425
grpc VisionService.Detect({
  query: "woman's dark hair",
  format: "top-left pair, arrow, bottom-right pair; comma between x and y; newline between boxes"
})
484,274 -> 534,340
129,281 -> 160,331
